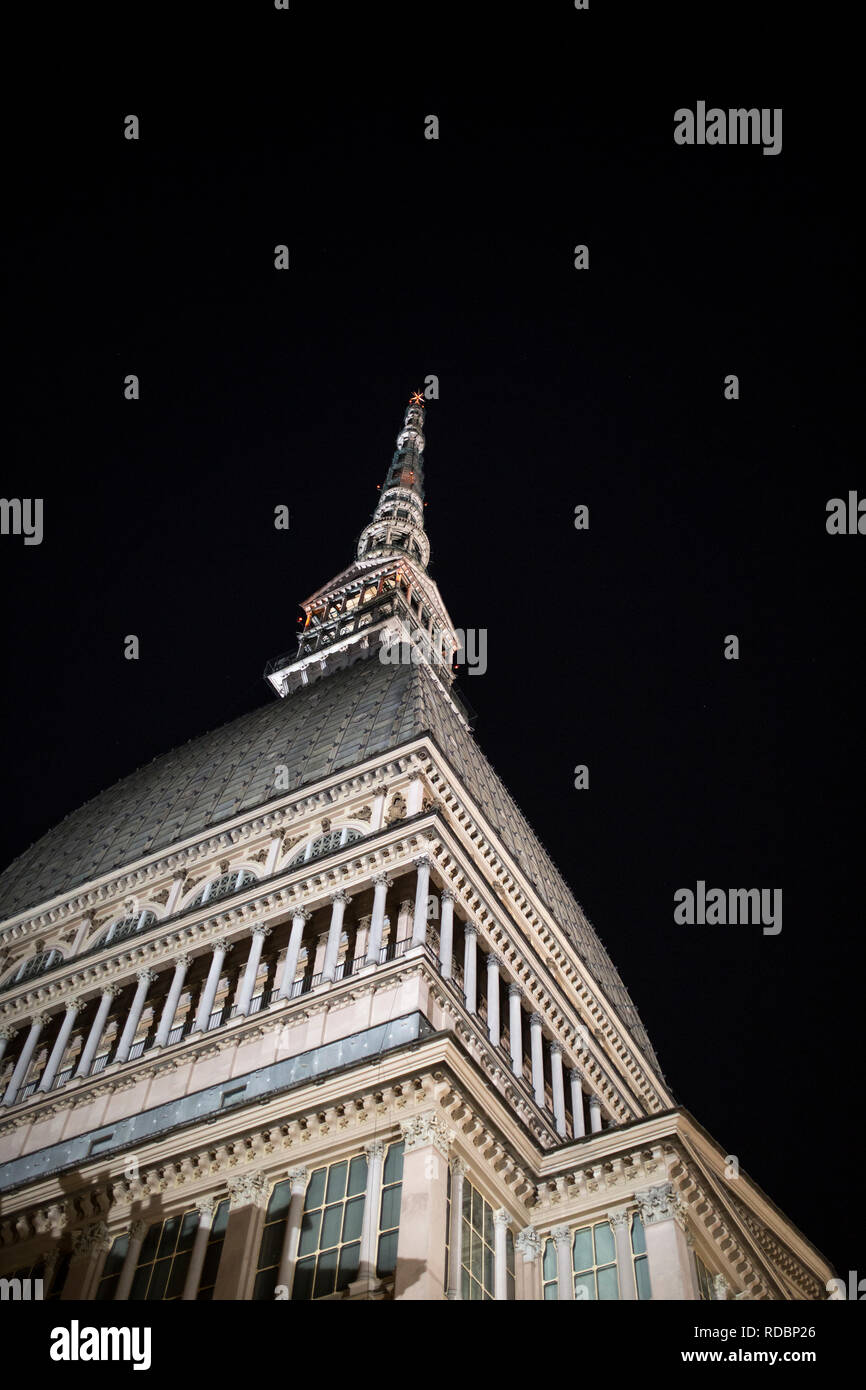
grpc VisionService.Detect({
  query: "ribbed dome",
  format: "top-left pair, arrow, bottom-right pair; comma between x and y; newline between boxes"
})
0,654 -> 660,1072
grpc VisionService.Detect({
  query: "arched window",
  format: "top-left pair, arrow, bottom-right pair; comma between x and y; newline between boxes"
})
187,869 -> 256,910
90,910 -> 157,952
2,948 -> 63,989
287,828 -> 362,869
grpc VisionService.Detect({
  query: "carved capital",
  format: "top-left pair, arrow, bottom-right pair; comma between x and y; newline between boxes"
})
400,1111 -> 454,1158
371,874 -> 393,889
293,908 -> 313,924
250,924 -> 272,939
129,1218 -> 148,1242
413,855 -> 431,871
607,1207 -> 630,1231
449,1155 -> 468,1179
288,1166 -> 309,1195
634,1182 -> 685,1228
227,1171 -> 269,1210
72,1220 -> 111,1258
549,1041 -> 563,1058
463,924 -> 477,940
330,892 -> 351,907
174,954 -> 193,970
440,889 -> 455,904
136,970 -> 158,985
0,1025 -> 19,1041
364,1139 -> 387,1161
551,1224 -> 572,1249
507,983 -> 523,1000
487,954 -> 503,972
493,1207 -> 512,1229
516,1226 -> 543,1264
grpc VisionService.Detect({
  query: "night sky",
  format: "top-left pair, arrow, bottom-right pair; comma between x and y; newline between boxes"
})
4,12 -> 861,1282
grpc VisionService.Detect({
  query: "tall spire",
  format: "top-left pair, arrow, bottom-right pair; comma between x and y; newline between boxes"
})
356,393 -> 430,570
266,391 -> 460,703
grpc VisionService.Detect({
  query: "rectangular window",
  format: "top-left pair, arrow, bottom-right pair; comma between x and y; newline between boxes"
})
195,1199 -> 230,1300
376,1141 -> 403,1278
631,1213 -> 652,1300
292,1154 -> 368,1300
128,1209 -> 201,1301
460,1178 -> 496,1301
694,1251 -> 715,1301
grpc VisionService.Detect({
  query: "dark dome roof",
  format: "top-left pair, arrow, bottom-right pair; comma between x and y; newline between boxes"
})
0,655 -> 660,1072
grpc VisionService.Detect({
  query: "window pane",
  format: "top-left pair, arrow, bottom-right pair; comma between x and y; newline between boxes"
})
325,1162 -> 348,1205
635,1255 -> 652,1300
594,1222 -> 615,1266
376,1230 -> 399,1278
157,1216 -> 181,1261
258,1220 -> 285,1272
212,1198 -> 230,1239
146,1257 -> 171,1302
483,1201 -> 494,1249
103,1236 -> 129,1278
597,1264 -> 619,1300
305,1168 -> 327,1211
253,1267 -> 277,1302
347,1156 -> 367,1197
382,1142 -> 404,1186
542,1239 -> 556,1280
342,1196 -> 364,1244
166,1250 -> 191,1299
470,1228 -> 482,1279
631,1214 -> 646,1255
461,1266 -> 470,1301
483,1242 -> 494,1295
379,1184 -> 401,1233
462,1179 -> 472,1219
338,1242 -> 361,1289
267,1180 -> 293,1222
573,1227 -> 593,1272
298,1209 -> 322,1257
129,1264 -> 150,1301
292,1257 -> 315,1302
543,1281 -> 558,1300
138,1222 -> 161,1266
575,1271 -> 596,1301
314,1247 -> 338,1299
178,1210 -> 200,1252
320,1204 -> 342,1251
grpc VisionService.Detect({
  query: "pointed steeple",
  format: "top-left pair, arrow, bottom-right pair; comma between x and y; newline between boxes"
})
265,391 -> 461,705
356,392 -> 430,570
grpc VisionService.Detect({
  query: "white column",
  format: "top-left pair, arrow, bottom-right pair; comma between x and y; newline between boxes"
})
589,1094 -> 603,1133
550,1042 -> 567,1137
356,1139 -> 386,1290
37,1001 -> 81,1092
515,1226 -> 544,1301
552,1225 -> 575,1300
114,1219 -> 148,1300
463,925 -> 477,1012
3,1014 -> 50,1104
493,1209 -> 512,1300
114,970 -> 157,1064
446,1156 -> 466,1300
154,954 -> 192,1047
366,875 -> 391,965
236,925 -> 272,1014
609,1208 -> 637,1300
439,890 -> 455,978
322,892 -> 350,982
570,1068 -> 586,1138
486,955 -> 501,1046
275,1167 -> 309,1294
0,1026 -> 18,1065
74,987 -> 121,1078
191,939 -> 232,1033
278,910 -> 310,998
395,897 -> 413,944
411,856 -> 431,946
529,1012 -> 545,1109
181,1199 -> 216,1300
508,985 -> 523,1077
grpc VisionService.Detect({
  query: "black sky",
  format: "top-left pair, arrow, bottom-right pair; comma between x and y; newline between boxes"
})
3,10 -> 862,1279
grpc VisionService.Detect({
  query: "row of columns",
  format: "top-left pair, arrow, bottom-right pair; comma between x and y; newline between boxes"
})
436,894 -> 604,1140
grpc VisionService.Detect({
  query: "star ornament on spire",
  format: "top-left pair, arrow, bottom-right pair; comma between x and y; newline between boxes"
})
409,390 -> 425,406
